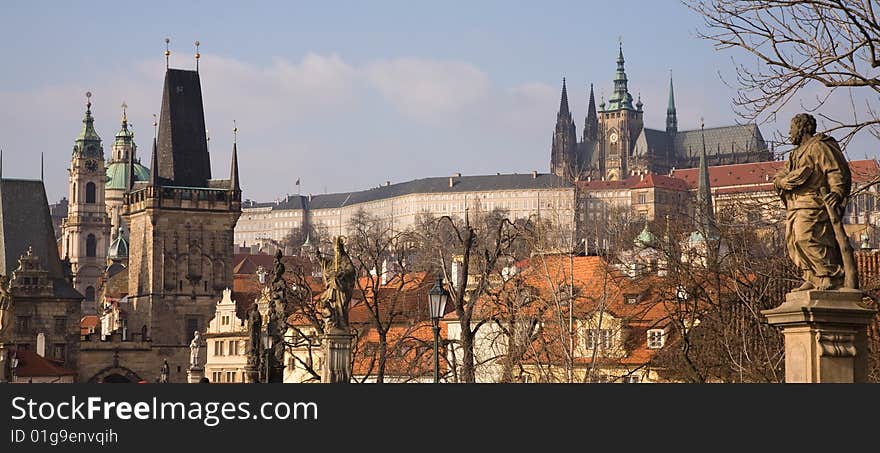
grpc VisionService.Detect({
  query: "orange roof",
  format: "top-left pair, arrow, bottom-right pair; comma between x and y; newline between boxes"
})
670,159 -> 879,189
14,350 -> 76,378
80,315 -> 99,336
577,173 -> 691,192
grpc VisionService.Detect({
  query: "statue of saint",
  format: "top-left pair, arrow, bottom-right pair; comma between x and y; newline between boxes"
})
246,302 -> 262,365
316,236 -> 356,332
0,275 -> 12,341
774,113 -> 857,291
189,331 -> 204,368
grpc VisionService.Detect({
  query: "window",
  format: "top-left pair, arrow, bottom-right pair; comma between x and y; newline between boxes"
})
647,329 -> 665,349
16,316 -> 30,332
586,328 -> 614,349
85,286 -> 95,302
86,234 -> 97,257
227,371 -> 236,383
85,182 -> 96,204
624,294 -> 638,305
54,344 -> 66,362
638,193 -> 647,204
622,375 -> 640,384
229,340 -> 239,356
219,341 -> 225,356
214,341 -> 221,356
212,371 -> 221,383
54,317 -> 67,334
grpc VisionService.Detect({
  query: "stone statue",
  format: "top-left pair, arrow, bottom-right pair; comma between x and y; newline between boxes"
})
159,359 -> 170,383
246,302 -> 262,365
0,275 -> 13,341
316,236 -> 356,332
189,331 -> 204,368
774,113 -> 857,291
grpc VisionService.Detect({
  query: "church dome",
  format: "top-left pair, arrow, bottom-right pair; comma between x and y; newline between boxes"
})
108,226 -> 129,260
106,161 -> 150,190
634,223 -> 657,248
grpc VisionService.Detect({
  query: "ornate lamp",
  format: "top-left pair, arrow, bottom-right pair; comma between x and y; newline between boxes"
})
427,274 -> 449,383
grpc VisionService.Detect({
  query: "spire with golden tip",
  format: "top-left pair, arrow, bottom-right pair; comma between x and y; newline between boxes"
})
164,37 -> 171,69
230,121 -> 240,192
195,40 -> 200,71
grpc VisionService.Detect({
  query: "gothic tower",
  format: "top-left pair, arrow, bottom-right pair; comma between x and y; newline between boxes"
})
583,83 -> 598,143
550,78 -> 579,179
61,94 -> 112,314
597,43 -> 643,180
666,73 -> 678,134
122,66 -> 241,377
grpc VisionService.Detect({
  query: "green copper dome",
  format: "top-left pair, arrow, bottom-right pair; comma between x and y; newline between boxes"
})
106,160 -> 150,190
108,225 -> 129,260
634,223 -> 657,248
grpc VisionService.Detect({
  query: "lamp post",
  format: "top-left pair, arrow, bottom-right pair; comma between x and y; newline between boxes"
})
262,324 -> 273,383
428,273 -> 449,383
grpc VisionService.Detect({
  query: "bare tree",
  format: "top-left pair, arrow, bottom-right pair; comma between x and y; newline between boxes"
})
688,0 -> 880,149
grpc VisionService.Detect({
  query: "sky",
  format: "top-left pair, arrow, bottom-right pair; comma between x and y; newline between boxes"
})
0,0 -> 875,204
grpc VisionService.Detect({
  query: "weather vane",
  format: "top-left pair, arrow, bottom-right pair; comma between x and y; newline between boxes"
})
85,91 -> 92,110
233,120 -> 238,144
152,113 -> 158,140
121,101 -> 128,125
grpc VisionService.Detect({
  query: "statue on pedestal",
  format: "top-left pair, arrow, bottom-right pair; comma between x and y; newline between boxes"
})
246,302 -> 262,367
189,331 -> 204,369
774,113 -> 858,292
316,236 -> 356,333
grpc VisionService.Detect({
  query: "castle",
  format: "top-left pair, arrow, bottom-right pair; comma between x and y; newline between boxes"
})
550,44 -> 771,181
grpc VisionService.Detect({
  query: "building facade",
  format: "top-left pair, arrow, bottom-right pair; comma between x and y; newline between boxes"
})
1,179 -> 82,378
236,172 -> 576,249
204,288 -> 249,383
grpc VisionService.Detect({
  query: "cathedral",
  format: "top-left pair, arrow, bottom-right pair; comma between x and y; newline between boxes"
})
551,44 -> 771,181
76,55 -> 242,383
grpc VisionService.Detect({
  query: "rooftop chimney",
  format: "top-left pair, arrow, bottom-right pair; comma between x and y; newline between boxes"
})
385,180 -> 390,186
532,170 -> 538,178
449,177 -> 454,188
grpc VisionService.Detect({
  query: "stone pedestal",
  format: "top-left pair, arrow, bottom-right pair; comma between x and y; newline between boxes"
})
187,366 -> 205,384
322,329 -> 353,384
762,290 -> 877,383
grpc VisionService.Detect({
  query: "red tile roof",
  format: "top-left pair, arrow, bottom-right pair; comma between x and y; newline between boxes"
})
80,315 -> 99,336
669,159 -> 880,190
14,350 -> 76,377
577,173 -> 691,192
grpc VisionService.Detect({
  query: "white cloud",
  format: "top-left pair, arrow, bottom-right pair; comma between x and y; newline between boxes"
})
364,58 -> 490,123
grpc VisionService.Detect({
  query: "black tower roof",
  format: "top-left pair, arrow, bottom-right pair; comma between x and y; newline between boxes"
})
157,69 -> 212,188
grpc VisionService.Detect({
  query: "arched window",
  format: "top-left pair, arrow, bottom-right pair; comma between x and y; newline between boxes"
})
85,182 -> 96,204
86,234 -> 97,257
85,286 -> 95,301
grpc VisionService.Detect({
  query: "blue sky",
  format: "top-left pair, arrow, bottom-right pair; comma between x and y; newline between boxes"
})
1,1 -> 874,203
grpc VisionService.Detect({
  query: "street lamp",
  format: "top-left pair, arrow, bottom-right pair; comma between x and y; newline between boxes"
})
428,273 -> 449,383
262,325 -> 274,383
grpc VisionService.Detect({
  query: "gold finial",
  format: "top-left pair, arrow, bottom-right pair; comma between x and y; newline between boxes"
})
85,91 -> 92,110
152,113 -> 158,139
233,120 -> 238,144
194,40 -> 200,71
164,37 -> 171,69
121,101 -> 128,125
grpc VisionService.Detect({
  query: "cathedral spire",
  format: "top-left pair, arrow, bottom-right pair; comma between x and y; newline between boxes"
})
607,42 -> 634,111
149,137 -> 159,187
550,78 -> 578,179
559,78 -> 570,116
583,83 -> 598,142
230,122 -> 240,192
696,118 -> 715,234
666,71 -> 678,134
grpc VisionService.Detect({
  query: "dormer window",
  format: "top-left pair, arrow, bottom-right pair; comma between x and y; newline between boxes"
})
647,329 -> 665,349
624,294 -> 639,305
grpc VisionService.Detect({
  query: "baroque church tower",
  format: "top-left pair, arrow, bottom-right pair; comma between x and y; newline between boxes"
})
61,93 -> 112,314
